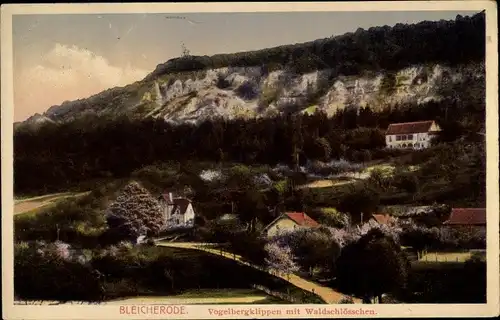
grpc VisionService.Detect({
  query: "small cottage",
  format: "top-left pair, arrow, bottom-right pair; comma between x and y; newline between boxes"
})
369,213 -> 396,225
158,192 -> 196,229
442,208 -> 486,228
385,120 -> 441,149
441,208 -> 486,239
263,212 -> 320,238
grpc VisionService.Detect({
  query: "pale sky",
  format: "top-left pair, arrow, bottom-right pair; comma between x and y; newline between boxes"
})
13,11 -> 479,121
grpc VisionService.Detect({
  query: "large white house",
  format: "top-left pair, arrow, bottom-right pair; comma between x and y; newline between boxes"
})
385,120 -> 441,150
158,192 -> 196,229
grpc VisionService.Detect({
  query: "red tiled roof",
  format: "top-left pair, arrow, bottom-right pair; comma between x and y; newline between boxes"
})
370,213 -> 394,225
385,121 -> 436,135
285,212 -> 320,227
443,208 -> 486,226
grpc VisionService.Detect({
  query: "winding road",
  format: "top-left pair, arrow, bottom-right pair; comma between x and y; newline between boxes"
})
156,242 -> 361,304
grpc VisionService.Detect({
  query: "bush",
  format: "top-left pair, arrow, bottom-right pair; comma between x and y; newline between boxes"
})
216,73 -> 231,89
267,227 -> 341,275
15,242 -> 103,302
106,181 -> 165,239
339,296 -> 355,304
235,81 -> 260,100
335,229 -> 410,302
228,232 -> 268,266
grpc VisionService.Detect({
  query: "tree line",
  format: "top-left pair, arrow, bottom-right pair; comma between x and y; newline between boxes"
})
14,95 -> 483,195
145,12 -> 484,81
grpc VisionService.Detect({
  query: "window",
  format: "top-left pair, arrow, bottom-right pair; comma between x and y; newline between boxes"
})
402,143 -> 407,148
388,136 -> 392,142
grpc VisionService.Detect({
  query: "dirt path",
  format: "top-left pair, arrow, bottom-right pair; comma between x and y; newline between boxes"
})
14,192 -> 90,215
299,179 -> 353,189
156,242 -> 361,304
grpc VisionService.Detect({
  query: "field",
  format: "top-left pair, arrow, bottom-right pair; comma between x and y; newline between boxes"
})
14,192 -> 90,216
418,250 -> 486,263
106,289 -> 286,304
15,289 -> 286,305
299,179 -> 350,189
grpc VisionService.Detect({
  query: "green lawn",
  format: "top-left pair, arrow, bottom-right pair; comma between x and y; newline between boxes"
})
419,251 -> 473,262
301,105 -> 318,115
112,289 -> 286,304
14,192 -> 75,204
17,289 -> 287,305
418,250 -> 486,263
14,191 -> 90,216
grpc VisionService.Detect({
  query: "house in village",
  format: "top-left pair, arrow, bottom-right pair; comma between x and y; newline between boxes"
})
158,191 -> 196,229
385,120 -> 441,149
368,213 -> 396,225
262,212 -> 320,237
441,208 -> 486,238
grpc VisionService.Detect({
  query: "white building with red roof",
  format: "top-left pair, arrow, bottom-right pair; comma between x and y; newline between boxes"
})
158,191 -> 196,229
385,120 -> 441,149
263,212 -> 320,237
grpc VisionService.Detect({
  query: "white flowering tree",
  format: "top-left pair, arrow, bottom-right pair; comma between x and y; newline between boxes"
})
264,242 -> 300,276
267,227 -> 341,276
106,181 -> 165,239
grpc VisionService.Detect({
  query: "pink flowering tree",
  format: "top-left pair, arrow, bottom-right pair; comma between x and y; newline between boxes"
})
106,181 -> 165,239
264,242 -> 300,275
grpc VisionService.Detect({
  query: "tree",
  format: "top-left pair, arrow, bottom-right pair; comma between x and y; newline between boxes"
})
181,42 -> 191,58
269,227 -> 341,276
335,229 -> 410,303
309,137 -> 332,162
14,241 -> 103,302
106,181 -> 165,239
264,242 -> 300,274
236,189 -> 268,233
337,185 -> 380,224
293,228 -> 341,276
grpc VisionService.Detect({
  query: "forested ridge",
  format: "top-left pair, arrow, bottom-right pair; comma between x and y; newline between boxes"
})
145,12 -> 484,80
15,96 -> 484,196
14,11 -> 486,195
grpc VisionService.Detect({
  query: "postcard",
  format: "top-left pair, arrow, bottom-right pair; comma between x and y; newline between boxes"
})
1,1 -> 499,319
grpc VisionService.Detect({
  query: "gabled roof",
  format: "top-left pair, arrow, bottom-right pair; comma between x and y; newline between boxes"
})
171,198 -> 192,216
370,213 -> 395,225
284,212 -> 320,227
385,120 -> 436,135
262,212 -> 320,234
443,208 -> 486,226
